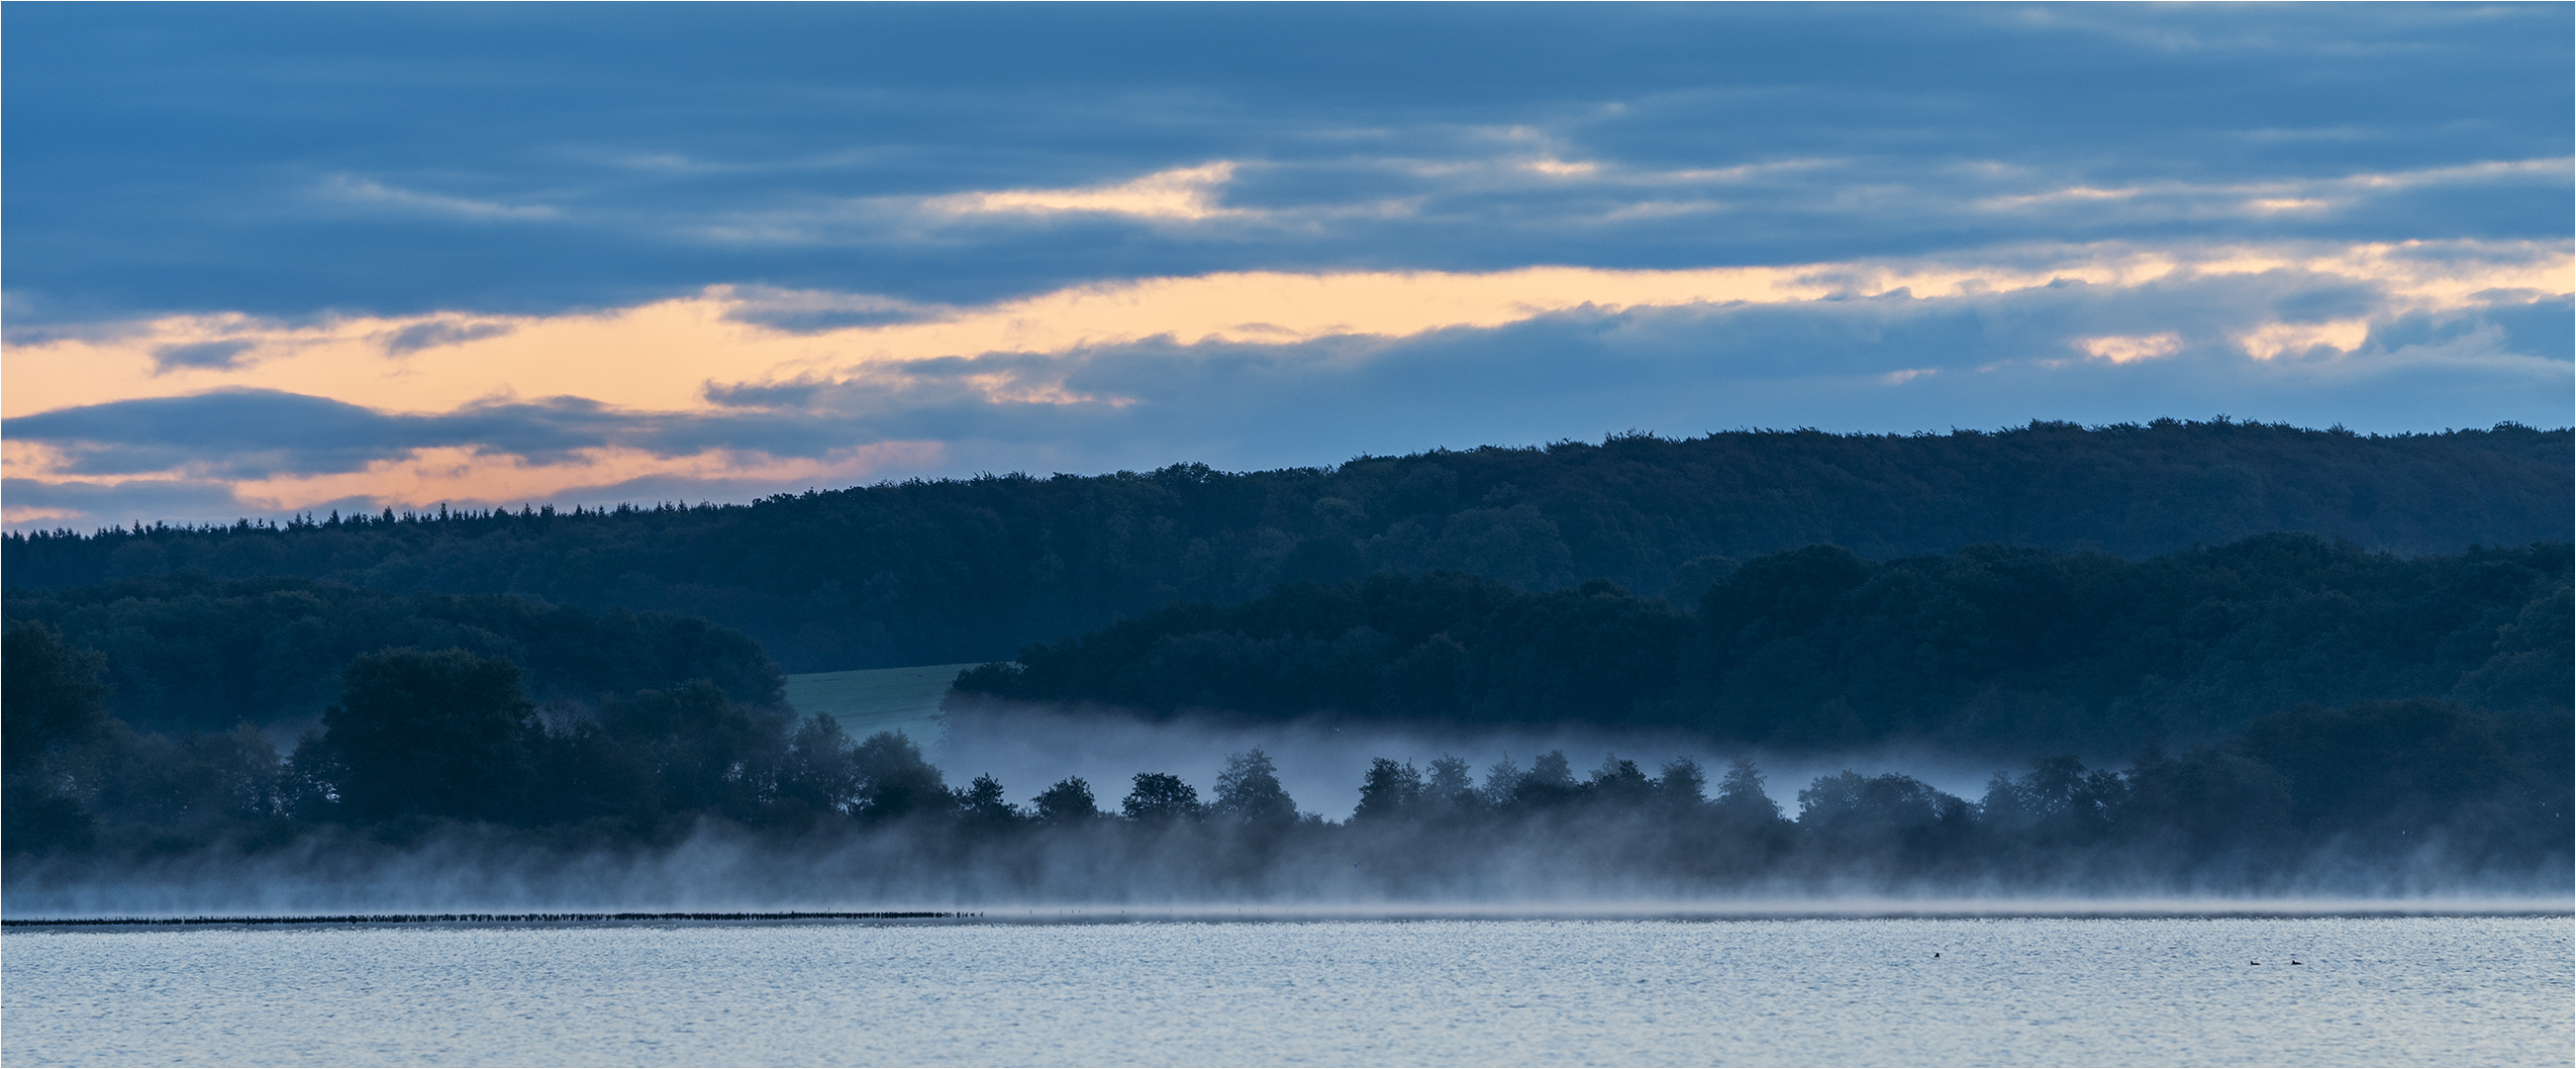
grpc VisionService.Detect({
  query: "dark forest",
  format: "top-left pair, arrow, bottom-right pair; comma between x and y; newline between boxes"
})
7,420 -> 2566,672
1,576 -> 783,734
957,534 -> 2571,755
2,420 -> 2568,897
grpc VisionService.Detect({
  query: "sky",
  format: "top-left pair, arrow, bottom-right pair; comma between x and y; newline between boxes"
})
4,4 -> 2569,531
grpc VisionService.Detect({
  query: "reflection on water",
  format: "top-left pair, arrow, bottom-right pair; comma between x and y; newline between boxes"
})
5,916 -> 2568,1067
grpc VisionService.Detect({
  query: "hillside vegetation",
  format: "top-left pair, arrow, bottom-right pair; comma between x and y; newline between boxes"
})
1,576 -> 784,733
955,534 -> 2572,756
6,420 -> 2567,671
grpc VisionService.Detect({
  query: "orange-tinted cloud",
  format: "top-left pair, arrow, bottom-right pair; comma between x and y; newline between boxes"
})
9,240 -> 2562,423
2078,335 -> 2184,364
7,239 -> 2565,526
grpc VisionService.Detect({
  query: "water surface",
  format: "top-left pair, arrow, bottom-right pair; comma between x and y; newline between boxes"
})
5,915 -> 2567,1066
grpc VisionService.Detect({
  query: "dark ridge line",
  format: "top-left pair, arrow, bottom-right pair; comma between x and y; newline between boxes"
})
2,911 -> 968,927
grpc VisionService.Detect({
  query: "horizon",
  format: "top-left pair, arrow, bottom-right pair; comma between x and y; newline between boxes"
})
10,416 -> 2568,539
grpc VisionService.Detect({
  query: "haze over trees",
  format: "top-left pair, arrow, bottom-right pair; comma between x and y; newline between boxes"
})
4,619 -> 2562,894
6,420 -> 2565,672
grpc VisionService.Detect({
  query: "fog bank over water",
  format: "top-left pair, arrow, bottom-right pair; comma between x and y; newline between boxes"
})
8,842 -> 2568,923
8,638 -> 2562,920
10,834 -> 2565,922
7,808 -> 2564,922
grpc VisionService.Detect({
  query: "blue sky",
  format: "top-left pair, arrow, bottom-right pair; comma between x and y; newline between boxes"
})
5,4 -> 2568,529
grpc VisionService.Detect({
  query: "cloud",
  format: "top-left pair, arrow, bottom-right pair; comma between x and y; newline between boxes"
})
151,339 -> 259,373
8,240 -> 2565,529
0,386 -> 951,516
1977,158 -> 2570,224
715,287 -> 950,334
931,162 -> 1245,223
5,5 -> 2564,326
13,239 -> 2560,427
2237,320 -> 2372,360
317,176 -> 560,222
378,320 -> 519,355
5,389 -> 555,481
2,6 -> 2566,528
2078,335 -> 2183,364
1,475 -> 257,529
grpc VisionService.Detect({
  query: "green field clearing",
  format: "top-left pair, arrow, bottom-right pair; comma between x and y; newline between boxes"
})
780,663 -> 977,744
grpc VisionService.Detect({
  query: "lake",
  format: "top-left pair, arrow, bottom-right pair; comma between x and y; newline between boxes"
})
5,914 -> 2567,1066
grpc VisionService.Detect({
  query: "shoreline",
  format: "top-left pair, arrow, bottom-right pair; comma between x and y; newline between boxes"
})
9,899 -> 2568,928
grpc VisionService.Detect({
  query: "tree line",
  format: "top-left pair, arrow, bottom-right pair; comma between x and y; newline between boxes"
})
7,420 -> 2564,672
1,575 -> 784,734
2,627 -> 879,856
6,625 -> 2564,892
955,534 -> 2572,755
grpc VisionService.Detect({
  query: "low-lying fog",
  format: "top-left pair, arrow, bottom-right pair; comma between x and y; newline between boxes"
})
10,702 -> 2563,921
934,703 -> 2003,819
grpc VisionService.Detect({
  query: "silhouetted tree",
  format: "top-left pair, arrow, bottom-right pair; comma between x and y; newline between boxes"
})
1,621 -> 115,853
308,647 -> 540,823
1587,754 -> 1655,811
1511,750 -> 1579,808
597,679 -> 780,821
773,713 -> 860,821
92,725 -> 285,843
1213,748 -> 1299,826
1982,755 -> 2124,844
1654,756 -> 1707,810
1713,757 -> 1783,825
1797,770 -> 1975,873
851,730 -> 949,820
3,620 -> 113,774
1424,755 -> 1480,813
1353,758 -> 1424,822
1032,776 -> 1102,823
956,773 -> 1021,827
1123,772 -> 1202,823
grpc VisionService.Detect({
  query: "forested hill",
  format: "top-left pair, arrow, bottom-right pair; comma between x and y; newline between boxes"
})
954,534 -> 2573,757
2,576 -> 784,734
6,419 -> 2568,672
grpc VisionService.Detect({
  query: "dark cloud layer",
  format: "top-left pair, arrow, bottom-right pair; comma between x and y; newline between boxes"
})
7,6 -> 2565,530
12,273 -> 2563,527
149,340 -> 258,372
380,321 -> 516,355
5,5 -> 2566,327
5,389 -> 792,480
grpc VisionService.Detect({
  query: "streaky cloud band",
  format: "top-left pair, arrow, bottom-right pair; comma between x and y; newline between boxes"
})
5,240 -> 2565,529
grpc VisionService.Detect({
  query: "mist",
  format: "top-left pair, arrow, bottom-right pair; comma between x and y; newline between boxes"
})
936,701 -> 2008,822
8,815 -> 2563,923
8,706 -> 2566,922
